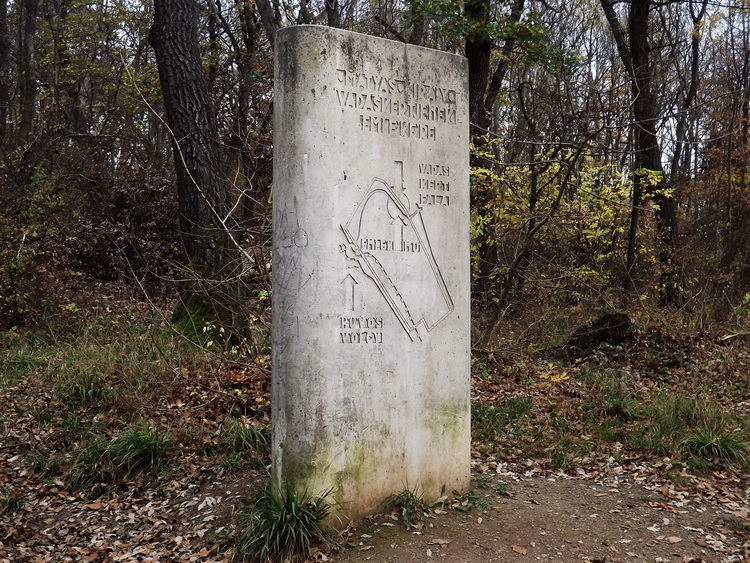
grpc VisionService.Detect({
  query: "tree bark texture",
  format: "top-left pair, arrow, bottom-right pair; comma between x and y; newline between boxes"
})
255,0 -> 279,49
0,0 -> 10,150
18,0 -> 37,143
465,0 -> 492,145
149,0 -> 235,277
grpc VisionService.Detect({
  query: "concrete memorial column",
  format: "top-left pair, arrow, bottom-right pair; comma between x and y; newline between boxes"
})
272,25 -> 470,521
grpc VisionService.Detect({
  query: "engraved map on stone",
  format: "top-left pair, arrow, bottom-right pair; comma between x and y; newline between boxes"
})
340,166 -> 453,342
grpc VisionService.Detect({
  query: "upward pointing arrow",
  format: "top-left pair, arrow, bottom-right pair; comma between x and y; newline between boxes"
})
342,273 -> 358,312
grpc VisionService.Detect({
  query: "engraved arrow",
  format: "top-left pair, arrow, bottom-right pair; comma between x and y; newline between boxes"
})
342,273 -> 358,312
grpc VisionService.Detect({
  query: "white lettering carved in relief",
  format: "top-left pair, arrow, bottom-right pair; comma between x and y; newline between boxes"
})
335,69 -> 457,106
359,115 -> 436,141
418,163 -> 450,176
340,316 -> 384,330
419,178 -> 450,192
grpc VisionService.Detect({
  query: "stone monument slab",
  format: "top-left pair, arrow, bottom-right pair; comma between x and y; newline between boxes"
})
272,25 -> 470,521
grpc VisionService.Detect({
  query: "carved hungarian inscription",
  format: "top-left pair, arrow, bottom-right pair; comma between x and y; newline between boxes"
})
335,69 -> 457,141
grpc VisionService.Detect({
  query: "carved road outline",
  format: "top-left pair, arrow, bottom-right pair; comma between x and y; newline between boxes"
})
340,173 -> 453,342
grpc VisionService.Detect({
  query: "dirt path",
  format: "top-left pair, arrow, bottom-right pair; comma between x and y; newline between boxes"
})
332,471 -> 750,563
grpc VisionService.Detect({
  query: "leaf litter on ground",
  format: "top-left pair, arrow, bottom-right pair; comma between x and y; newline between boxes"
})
2,321 -> 750,561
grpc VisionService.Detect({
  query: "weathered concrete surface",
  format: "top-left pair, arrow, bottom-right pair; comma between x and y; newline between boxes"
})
272,25 -> 470,521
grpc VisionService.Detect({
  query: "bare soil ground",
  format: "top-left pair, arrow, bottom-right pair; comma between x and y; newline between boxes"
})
333,469 -> 749,563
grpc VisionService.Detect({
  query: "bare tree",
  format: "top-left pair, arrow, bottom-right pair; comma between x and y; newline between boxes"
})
0,0 -> 10,151
150,0 -> 242,323
600,0 -> 680,305
18,0 -> 37,144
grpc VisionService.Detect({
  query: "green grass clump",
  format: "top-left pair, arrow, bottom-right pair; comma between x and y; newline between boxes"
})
106,422 -> 174,475
616,395 -> 750,466
65,422 -> 175,489
382,487 -> 425,528
0,347 -> 44,386
235,485 -> 339,562
600,377 -> 641,422
216,421 -> 270,472
0,489 -> 25,514
66,433 -> 111,489
25,450 -> 63,479
222,420 -> 270,456
681,425 -> 748,464
472,397 -> 532,442
57,371 -> 115,407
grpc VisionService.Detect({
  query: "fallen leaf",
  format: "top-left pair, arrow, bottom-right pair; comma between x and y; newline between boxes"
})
512,545 -> 528,555
427,538 -> 450,545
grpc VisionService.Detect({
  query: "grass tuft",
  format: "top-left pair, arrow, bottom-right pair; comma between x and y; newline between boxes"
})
222,420 -> 270,456
106,422 -> 174,475
681,425 -> 748,464
57,371 -> 115,407
472,397 -> 531,442
205,420 -> 271,473
65,422 -> 174,489
235,485 -> 339,563
0,489 -> 25,514
382,487 -> 425,528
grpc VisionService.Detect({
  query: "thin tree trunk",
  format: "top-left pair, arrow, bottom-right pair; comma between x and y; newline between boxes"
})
669,0 -> 707,184
601,0 -> 679,305
255,0 -> 279,49
18,0 -> 37,143
622,176 -> 642,299
0,0 -> 10,151
465,0 -> 492,147
324,0 -> 340,27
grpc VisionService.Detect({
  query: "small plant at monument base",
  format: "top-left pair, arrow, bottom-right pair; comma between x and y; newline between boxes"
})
234,485 -> 340,562
382,487 -> 425,528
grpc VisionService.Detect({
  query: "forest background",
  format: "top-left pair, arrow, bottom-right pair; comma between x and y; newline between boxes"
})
2,0 -> 750,336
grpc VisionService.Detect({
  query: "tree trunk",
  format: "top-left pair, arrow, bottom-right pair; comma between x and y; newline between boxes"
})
465,0 -> 526,299
0,0 -> 10,151
324,0 -> 340,27
18,0 -> 37,143
149,0 -> 242,328
255,0 -> 279,49
601,0 -> 679,305
465,0 -> 492,147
